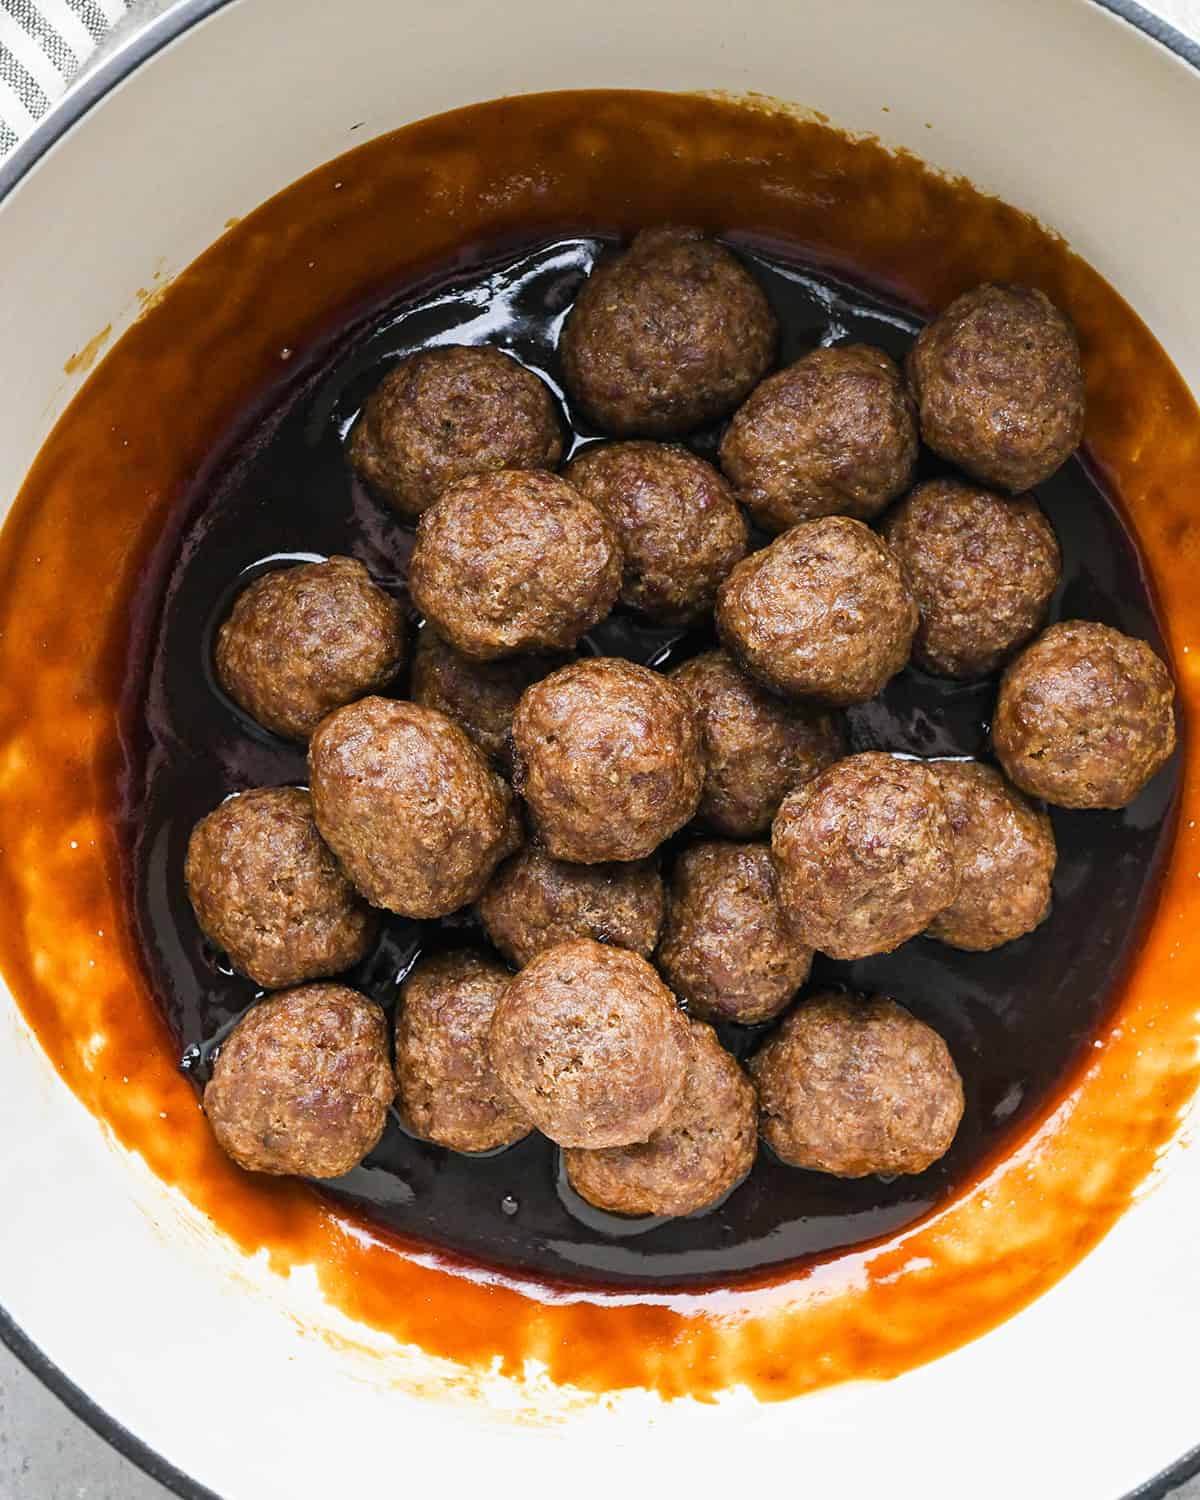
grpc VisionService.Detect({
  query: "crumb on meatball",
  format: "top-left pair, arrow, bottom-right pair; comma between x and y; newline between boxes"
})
479,844 -> 664,969
203,984 -> 395,1178
309,697 -> 520,918
185,786 -> 376,990
559,227 -> 777,437
564,1017 -> 757,1217
717,515 -> 917,705
772,752 -> 958,960
720,343 -> 917,531
348,344 -> 563,517
906,282 -> 1086,493
215,556 -> 405,741
395,951 -> 531,1153
750,991 -> 964,1177
408,468 -> 620,660
658,841 -> 812,1026
670,649 -> 846,836
488,938 -> 688,1148
564,441 -> 748,623
510,656 -> 703,863
992,620 -> 1176,809
881,479 -> 1061,678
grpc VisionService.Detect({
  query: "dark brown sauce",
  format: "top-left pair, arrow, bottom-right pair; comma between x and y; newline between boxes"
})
121,232 -> 1179,1291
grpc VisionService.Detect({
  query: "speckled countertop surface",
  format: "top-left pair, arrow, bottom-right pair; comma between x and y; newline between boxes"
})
2,0 -> 1200,1494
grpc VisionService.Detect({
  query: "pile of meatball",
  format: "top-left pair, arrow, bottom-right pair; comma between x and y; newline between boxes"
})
186,228 -> 1177,1221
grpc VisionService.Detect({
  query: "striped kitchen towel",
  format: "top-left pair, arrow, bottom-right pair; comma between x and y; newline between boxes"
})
0,0 -> 130,156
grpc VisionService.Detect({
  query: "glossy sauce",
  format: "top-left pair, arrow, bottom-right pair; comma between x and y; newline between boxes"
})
125,234 -> 1178,1290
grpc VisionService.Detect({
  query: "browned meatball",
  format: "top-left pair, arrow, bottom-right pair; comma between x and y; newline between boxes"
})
750,992 -> 964,1177
564,1017 -> 756,1217
348,345 -> 563,518
488,939 -> 688,1148
670,650 -> 846,836
408,469 -> 620,660
203,984 -> 394,1178
479,845 -> 664,968
993,620 -> 1176,809
511,657 -> 703,863
559,228 -> 777,437
658,842 -> 812,1025
563,442 -> 748,623
772,753 -> 958,960
719,344 -> 917,531
716,516 -> 917,705
881,479 -> 1062,679
394,951 -> 531,1153
309,697 -> 519,918
185,786 -> 375,990
926,761 -> 1056,951
409,627 -> 565,769
215,557 -> 405,741
907,283 -> 1086,493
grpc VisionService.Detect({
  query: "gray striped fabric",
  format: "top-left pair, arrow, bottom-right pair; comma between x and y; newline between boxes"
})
0,0 -> 129,155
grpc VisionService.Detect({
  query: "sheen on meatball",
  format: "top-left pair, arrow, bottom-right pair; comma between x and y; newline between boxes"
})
203,984 -> 394,1178
309,697 -> 519,918
719,344 -> 917,531
510,657 -> 703,863
563,441 -> 748,623
348,344 -> 563,517
215,556 -> 405,741
670,649 -> 846,836
772,752 -> 958,960
408,469 -> 620,660
564,1017 -> 757,1217
906,282 -> 1086,493
750,991 -> 964,1177
881,479 -> 1062,678
488,938 -> 689,1148
993,620 -> 1176,809
657,841 -> 812,1025
409,626 -> 565,769
716,516 -> 918,705
559,227 -> 777,437
394,951 -> 531,1153
926,760 -> 1056,951
479,845 -> 664,968
185,786 -> 376,990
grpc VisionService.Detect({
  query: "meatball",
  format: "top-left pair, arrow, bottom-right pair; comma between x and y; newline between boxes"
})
215,556 -> 405,741
348,345 -> 563,518
559,227 -> 777,437
670,649 -> 846,836
309,697 -> 519,918
906,282 -> 1086,493
203,984 -> 394,1178
479,845 -> 664,968
563,442 -> 748,623
719,344 -> 917,531
993,620 -> 1176,809
926,761 -> 1056,951
488,938 -> 688,1148
408,469 -> 620,660
772,752 -> 958,960
750,991 -> 964,1178
881,479 -> 1061,679
185,786 -> 375,990
510,657 -> 703,863
658,841 -> 812,1025
564,1018 -> 756,1217
394,951 -> 531,1153
716,516 -> 918,705
409,627 -> 565,769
